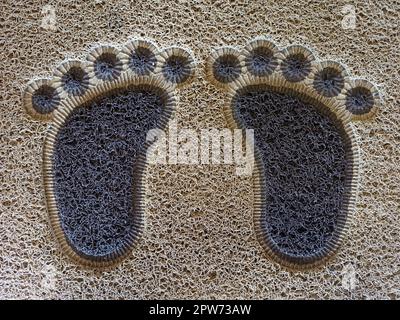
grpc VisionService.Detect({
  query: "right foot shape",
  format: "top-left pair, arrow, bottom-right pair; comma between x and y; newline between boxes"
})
23,39 -> 195,266
206,38 -> 381,268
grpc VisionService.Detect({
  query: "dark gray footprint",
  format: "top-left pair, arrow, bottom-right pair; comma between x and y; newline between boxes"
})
52,89 -> 163,262
23,39 -> 194,266
207,38 -> 380,268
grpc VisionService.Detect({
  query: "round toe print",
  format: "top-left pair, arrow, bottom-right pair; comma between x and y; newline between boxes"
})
233,85 -> 352,265
281,53 -> 312,82
345,86 -> 374,116
52,86 -> 166,262
313,67 -> 344,97
129,46 -> 157,75
94,52 -> 122,81
213,54 -> 241,83
31,85 -> 60,114
62,66 -> 89,96
246,47 -> 277,76
162,55 -> 191,84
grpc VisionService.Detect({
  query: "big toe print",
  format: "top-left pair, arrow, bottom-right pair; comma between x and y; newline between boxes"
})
206,38 -> 381,268
23,39 -> 195,266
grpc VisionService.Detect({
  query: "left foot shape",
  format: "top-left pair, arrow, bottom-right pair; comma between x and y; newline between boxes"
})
23,39 -> 195,266
206,38 -> 381,268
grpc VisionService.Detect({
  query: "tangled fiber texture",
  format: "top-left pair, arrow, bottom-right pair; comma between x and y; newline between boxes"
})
1,0 -> 398,299
53,89 -> 164,258
234,86 -> 348,257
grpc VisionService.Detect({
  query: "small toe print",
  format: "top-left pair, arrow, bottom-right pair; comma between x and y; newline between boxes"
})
206,47 -> 243,87
243,39 -> 279,76
54,60 -> 90,97
94,53 -> 121,80
160,47 -> 195,86
345,86 -> 376,119
246,47 -> 277,76
23,79 -> 60,120
346,87 -> 373,113
129,47 -> 157,74
163,56 -> 189,82
87,45 -> 122,82
313,61 -> 347,97
281,45 -> 315,82
62,67 -> 88,95
32,85 -> 59,113
120,39 -> 158,75
314,68 -> 344,97
213,53 -> 241,83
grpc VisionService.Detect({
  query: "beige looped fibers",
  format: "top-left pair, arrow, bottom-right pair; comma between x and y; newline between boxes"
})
3,1 -> 396,298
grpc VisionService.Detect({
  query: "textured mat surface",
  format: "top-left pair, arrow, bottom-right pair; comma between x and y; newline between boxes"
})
53,89 -> 164,259
234,86 -> 348,257
1,0 -> 399,299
